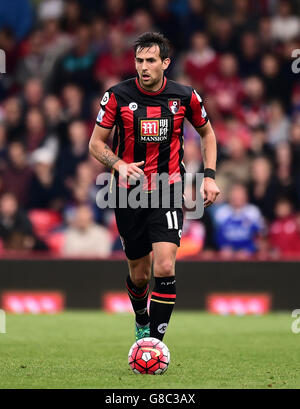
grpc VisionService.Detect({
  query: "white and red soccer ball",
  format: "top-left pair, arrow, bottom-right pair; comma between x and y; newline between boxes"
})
128,337 -> 170,375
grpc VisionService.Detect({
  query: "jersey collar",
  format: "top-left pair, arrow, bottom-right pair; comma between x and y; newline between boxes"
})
135,76 -> 167,96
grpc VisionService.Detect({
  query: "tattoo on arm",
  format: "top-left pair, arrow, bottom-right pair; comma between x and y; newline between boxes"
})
98,144 -> 120,168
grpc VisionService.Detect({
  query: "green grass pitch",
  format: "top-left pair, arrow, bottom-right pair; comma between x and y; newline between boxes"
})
0,311 -> 299,389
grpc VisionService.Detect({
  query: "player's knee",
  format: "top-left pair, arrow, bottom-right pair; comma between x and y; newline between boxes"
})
131,272 -> 151,288
154,260 -> 174,277
132,276 -> 149,288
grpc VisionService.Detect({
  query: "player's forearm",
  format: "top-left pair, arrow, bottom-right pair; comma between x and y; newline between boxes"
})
200,129 -> 217,171
89,138 -> 124,170
202,132 -> 217,170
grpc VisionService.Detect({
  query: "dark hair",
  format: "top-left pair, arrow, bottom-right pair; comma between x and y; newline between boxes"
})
134,32 -> 170,61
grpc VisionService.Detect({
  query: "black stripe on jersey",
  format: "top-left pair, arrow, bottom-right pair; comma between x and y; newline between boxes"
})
114,108 -> 125,187
116,106 -> 125,158
112,125 -> 119,153
133,105 -> 147,164
157,104 -> 173,177
179,121 -> 185,181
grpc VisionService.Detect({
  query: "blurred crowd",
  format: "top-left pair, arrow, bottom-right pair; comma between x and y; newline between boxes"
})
0,0 -> 300,259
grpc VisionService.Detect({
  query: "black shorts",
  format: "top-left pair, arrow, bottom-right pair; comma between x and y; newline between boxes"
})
114,206 -> 184,260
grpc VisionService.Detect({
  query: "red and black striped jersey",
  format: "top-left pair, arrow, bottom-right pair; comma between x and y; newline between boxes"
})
95,76 -> 208,190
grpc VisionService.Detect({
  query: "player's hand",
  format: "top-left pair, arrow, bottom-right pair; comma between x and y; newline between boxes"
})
116,160 -> 145,183
201,177 -> 220,208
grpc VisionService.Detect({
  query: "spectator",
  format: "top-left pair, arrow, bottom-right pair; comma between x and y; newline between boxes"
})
214,183 -> 264,257
149,0 -> 181,49
271,0 -> 300,43
237,32 -> 261,78
61,84 -> 85,121
63,204 -> 112,257
74,161 -> 95,189
214,115 -> 251,149
205,53 -> 244,117
183,138 -> 201,175
266,100 -> 290,146
217,134 -> 252,194
241,76 -> 268,128
56,120 -> 89,183
260,54 -> 287,104
41,17 -> 74,85
269,198 -> 300,256
0,122 -> 7,169
60,0 -> 83,34
16,30 -> 52,86
181,0 -> 206,45
94,27 -> 136,82
0,192 -> 47,251
90,16 -> 109,54
258,16 -> 272,51
280,40 -> 300,111
25,108 -> 46,152
183,31 -> 218,91
274,142 -> 298,207
291,85 -> 300,122
249,124 -> 272,159
0,0 -> 33,41
2,141 -> 32,206
290,122 -> 300,178
28,148 -> 65,210
231,0 -> 255,33
103,0 -> 127,28
248,156 -> 278,221
126,9 -> 155,45
43,94 -> 65,137
23,78 -> 44,110
63,160 -> 102,224
38,0 -> 64,22
2,97 -> 25,142
211,16 -> 237,54
52,24 -> 96,94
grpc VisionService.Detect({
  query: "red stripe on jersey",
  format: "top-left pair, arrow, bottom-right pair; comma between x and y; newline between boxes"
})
144,106 -> 161,190
152,292 -> 176,299
168,105 -> 186,183
120,106 -> 135,187
98,92 -> 117,128
189,91 -> 207,128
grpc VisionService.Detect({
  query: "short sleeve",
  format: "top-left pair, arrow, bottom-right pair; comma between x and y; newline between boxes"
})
185,89 -> 209,128
95,90 -> 117,129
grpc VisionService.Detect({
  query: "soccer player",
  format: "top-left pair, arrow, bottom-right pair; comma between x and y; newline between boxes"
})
89,32 -> 220,341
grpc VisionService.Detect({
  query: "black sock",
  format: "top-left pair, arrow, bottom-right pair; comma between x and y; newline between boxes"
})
126,275 -> 150,326
150,276 -> 176,341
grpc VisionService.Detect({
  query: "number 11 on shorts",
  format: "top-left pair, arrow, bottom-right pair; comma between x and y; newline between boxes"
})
166,211 -> 178,229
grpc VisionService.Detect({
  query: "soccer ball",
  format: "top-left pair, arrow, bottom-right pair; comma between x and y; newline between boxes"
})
128,337 -> 170,375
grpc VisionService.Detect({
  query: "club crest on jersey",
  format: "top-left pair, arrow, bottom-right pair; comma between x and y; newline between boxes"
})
138,117 -> 171,143
168,99 -> 181,114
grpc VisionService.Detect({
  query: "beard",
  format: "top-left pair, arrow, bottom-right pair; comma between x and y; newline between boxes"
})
139,74 -> 162,90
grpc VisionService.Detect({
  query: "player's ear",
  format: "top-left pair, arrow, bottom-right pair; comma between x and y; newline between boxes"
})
162,58 -> 171,70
